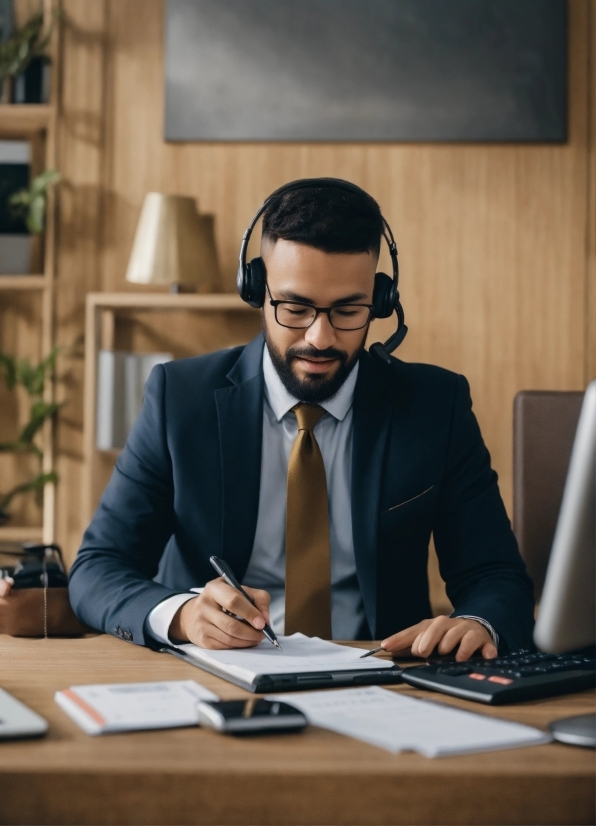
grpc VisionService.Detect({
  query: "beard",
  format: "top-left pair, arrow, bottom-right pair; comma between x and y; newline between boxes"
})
264,324 -> 364,404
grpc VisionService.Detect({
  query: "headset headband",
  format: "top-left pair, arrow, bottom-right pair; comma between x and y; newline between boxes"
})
239,177 -> 398,284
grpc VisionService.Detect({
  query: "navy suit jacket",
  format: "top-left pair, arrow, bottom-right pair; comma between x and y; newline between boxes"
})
69,334 -> 534,650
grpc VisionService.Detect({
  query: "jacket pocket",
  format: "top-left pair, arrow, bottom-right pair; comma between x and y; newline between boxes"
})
382,485 -> 434,514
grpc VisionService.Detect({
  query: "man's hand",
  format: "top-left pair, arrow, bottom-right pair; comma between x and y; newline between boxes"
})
169,577 -> 272,649
381,615 -> 497,661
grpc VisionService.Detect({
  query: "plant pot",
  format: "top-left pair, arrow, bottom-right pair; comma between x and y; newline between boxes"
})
0,233 -> 33,273
11,56 -> 51,104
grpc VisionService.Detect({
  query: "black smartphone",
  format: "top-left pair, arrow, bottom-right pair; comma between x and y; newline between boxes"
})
197,698 -> 307,735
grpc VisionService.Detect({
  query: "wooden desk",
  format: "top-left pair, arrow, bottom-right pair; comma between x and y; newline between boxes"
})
0,635 -> 593,826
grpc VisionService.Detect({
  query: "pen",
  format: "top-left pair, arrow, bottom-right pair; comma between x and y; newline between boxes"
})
209,556 -> 283,652
360,646 -> 384,659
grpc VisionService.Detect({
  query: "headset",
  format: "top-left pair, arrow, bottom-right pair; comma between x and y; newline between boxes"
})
236,177 -> 407,365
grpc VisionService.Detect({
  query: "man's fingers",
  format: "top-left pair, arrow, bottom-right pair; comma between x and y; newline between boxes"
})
455,629 -> 488,662
437,623 -> 468,655
202,603 -> 264,643
481,641 -> 498,659
415,616 -> 454,657
206,579 -> 267,630
0,578 -> 13,598
381,620 -> 429,653
410,631 -> 427,657
244,587 -> 271,625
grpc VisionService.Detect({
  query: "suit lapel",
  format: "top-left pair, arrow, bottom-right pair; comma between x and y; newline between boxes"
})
351,352 -> 393,637
215,335 -> 265,581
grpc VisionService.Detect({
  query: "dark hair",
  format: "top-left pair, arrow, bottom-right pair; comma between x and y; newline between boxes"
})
261,186 -> 383,256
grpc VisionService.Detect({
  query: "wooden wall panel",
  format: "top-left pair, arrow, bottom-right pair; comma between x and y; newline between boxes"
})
45,0 -> 594,570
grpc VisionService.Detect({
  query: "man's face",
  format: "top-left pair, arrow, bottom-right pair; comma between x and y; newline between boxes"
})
262,239 -> 377,403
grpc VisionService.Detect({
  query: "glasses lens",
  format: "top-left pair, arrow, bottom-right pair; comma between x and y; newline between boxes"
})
275,303 -> 316,328
329,305 -> 371,330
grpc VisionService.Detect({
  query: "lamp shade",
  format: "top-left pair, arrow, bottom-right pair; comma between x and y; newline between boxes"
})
125,193 -> 220,290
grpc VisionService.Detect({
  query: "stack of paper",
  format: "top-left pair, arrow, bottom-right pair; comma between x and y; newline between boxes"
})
55,680 -> 218,735
176,632 -> 395,685
270,686 -> 552,757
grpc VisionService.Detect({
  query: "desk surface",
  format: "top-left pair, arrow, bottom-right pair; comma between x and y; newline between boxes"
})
0,634 -> 593,826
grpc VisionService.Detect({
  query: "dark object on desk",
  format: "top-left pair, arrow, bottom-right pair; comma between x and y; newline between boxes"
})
0,542 -> 89,637
401,647 -> 595,705
513,390 -> 583,597
0,542 -> 67,588
197,698 -> 307,735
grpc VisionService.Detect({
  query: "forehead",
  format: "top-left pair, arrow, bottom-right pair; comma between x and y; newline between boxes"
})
262,240 -> 376,302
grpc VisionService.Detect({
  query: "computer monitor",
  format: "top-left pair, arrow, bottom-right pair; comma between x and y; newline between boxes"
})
534,379 -> 596,654
533,378 -> 595,748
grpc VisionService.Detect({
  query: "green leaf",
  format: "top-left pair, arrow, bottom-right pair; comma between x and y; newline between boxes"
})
8,170 -> 61,235
0,471 -> 58,511
18,400 -> 63,445
0,352 -> 17,390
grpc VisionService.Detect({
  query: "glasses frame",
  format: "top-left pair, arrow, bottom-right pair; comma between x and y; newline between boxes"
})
265,283 -> 374,331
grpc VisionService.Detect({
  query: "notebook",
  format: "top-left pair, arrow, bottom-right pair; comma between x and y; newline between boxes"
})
269,686 -> 553,757
55,680 -> 218,735
163,633 -> 403,692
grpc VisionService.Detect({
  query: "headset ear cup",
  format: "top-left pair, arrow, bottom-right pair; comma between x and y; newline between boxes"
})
243,257 -> 267,308
372,272 -> 396,319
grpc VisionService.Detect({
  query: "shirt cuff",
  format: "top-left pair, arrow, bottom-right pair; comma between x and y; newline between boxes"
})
456,615 -> 499,649
145,590 -> 203,646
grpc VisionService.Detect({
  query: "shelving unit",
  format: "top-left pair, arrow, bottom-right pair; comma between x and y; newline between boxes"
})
0,0 -> 60,546
82,292 -> 260,526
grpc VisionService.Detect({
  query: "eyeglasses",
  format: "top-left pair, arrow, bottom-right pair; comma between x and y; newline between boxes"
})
266,284 -> 373,331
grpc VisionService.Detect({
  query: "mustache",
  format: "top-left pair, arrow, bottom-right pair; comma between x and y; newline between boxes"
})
287,346 -> 347,364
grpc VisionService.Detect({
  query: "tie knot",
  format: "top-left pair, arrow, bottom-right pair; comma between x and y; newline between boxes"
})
293,403 -> 325,431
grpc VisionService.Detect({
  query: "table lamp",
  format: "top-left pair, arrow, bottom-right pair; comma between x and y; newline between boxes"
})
125,193 -> 220,292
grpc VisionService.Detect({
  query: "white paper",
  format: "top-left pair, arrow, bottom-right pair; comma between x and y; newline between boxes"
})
269,686 -> 552,758
55,680 -> 218,735
177,633 -> 395,684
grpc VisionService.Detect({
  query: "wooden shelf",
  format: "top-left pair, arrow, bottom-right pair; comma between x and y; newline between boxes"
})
87,292 -> 254,311
0,275 -> 46,290
0,104 -> 54,135
0,526 -> 44,543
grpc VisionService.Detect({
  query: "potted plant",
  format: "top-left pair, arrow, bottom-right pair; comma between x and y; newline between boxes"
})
0,167 -> 60,274
0,8 -> 60,104
0,347 -> 63,526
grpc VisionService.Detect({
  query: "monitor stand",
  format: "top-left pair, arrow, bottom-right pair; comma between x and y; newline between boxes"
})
549,713 -> 596,748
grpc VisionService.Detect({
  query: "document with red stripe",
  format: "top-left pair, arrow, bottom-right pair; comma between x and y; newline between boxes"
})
55,681 -> 218,735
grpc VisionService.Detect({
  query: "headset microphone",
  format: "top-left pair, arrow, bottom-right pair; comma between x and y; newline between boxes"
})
237,178 -> 407,363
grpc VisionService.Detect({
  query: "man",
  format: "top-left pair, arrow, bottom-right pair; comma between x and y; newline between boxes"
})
69,180 -> 534,660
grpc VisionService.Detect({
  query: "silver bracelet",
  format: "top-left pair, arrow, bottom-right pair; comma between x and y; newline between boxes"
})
455,614 -> 499,648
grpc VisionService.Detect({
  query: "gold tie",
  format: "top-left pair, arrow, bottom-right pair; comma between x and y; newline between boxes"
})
285,403 -> 332,639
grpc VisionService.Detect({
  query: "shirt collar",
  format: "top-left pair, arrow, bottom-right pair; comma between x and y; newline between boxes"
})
263,345 -> 359,423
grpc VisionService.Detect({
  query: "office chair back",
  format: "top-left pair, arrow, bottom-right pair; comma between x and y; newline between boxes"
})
513,390 -> 584,598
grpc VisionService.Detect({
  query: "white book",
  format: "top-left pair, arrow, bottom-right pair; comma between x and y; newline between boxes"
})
173,633 -> 397,691
96,351 -> 172,450
269,686 -> 553,758
55,680 -> 218,736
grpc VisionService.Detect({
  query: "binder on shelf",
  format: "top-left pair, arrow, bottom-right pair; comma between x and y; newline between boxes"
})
96,351 -> 172,450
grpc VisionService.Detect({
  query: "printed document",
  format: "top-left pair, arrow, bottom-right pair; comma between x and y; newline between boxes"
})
55,680 -> 218,735
176,633 -> 395,683
269,686 -> 552,757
